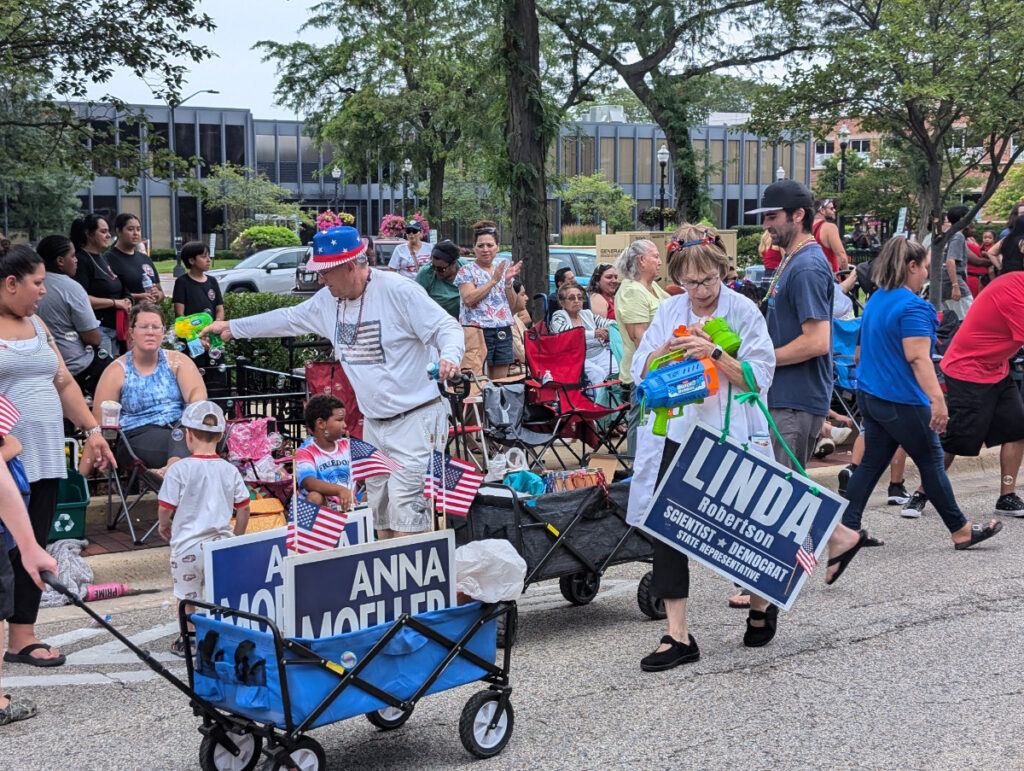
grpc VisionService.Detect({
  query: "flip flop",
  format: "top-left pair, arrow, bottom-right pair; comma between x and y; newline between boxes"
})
727,590 -> 751,609
3,643 -> 66,668
825,531 -> 868,586
954,520 -> 1003,550
860,529 -> 885,547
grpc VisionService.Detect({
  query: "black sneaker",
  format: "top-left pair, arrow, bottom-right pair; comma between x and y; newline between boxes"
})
901,491 -> 927,518
837,464 -> 856,497
640,634 -> 700,672
995,492 -> 1024,516
887,482 -> 911,505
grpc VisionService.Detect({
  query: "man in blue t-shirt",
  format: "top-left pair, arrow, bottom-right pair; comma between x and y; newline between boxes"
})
748,180 -> 834,469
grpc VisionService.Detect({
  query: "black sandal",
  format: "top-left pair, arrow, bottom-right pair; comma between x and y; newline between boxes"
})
743,605 -> 778,647
825,530 -> 868,585
860,529 -> 884,547
954,520 -> 1003,550
640,634 -> 700,672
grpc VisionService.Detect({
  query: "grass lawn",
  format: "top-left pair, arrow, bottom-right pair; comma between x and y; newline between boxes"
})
153,258 -> 241,273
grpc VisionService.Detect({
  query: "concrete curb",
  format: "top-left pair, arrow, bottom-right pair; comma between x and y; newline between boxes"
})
805,444 -> 1003,487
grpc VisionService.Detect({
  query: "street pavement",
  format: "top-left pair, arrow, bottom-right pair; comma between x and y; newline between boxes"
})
4,463 -> 1024,769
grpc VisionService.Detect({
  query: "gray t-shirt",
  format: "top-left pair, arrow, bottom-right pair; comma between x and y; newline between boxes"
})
37,272 -> 100,375
941,230 -> 970,300
766,243 -> 834,416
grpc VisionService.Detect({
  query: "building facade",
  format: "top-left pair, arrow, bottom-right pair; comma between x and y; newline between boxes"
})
75,103 -> 812,249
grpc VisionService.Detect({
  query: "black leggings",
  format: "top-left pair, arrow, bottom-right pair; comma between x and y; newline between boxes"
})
8,477 -> 59,625
650,438 -> 690,600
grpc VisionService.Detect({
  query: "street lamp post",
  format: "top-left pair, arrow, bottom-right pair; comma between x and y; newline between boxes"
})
401,158 -> 412,218
837,122 -> 850,240
168,88 -> 218,277
776,165 -> 785,181
331,166 -> 342,211
656,144 -> 670,231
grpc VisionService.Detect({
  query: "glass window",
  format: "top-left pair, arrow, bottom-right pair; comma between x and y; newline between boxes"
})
198,124 -> 222,169
561,136 -> 578,177
225,125 -> 245,166
694,141 -> 707,179
600,137 -> 615,182
727,140 -> 740,184
793,142 -> 807,181
814,140 -> 834,168
321,141 -> 334,167
271,250 -> 301,269
618,138 -> 634,184
760,144 -> 774,183
580,136 -> 595,175
174,121 -> 195,159
778,144 -> 791,177
744,140 -> 759,184
637,138 -> 653,184
255,134 -> 275,162
278,133 -> 297,163
710,140 -> 725,184
300,136 -> 319,162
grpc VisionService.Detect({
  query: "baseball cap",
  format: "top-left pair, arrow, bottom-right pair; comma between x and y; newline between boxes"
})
181,400 -> 226,432
405,220 -> 423,233
745,179 -> 815,215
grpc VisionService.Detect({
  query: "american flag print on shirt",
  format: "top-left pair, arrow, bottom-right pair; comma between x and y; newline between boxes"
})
423,450 -> 484,517
349,437 -> 402,481
0,394 -> 20,437
795,532 -> 817,576
288,497 -> 349,554
336,320 -> 385,365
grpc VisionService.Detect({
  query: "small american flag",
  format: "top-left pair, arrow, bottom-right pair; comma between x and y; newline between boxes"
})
795,533 -> 817,575
423,451 -> 484,517
0,394 -> 19,437
350,437 -> 402,481
288,497 -> 349,554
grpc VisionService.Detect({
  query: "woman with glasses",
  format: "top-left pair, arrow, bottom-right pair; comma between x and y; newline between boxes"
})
588,263 -> 620,320
388,220 -> 432,279
455,220 -> 521,379
626,224 -> 779,670
88,302 -> 206,479
550,280 -> 618,388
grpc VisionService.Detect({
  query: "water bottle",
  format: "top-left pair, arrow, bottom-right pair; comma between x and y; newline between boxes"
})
427,362 -> 440,380
84,583 -> 128,602
541,369 -> 553,385
141,274 -> 153,293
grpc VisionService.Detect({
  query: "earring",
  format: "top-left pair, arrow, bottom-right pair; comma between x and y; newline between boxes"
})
323,430 -> 330,437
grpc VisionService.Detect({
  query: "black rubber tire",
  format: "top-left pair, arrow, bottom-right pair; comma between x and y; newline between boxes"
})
365,704 -> 414,731
198,730 -> 263,771
558,571 -> 601,605
271,736 -> 325,771
459,690 -> 514,759
227,285 -> 255,294
495,604 -> 518,648
637,570 -> 667,620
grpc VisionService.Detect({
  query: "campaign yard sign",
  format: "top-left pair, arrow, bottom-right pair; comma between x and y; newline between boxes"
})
640,422 -> 847,610
205,507 -> 372,632
284,530 -> 456,639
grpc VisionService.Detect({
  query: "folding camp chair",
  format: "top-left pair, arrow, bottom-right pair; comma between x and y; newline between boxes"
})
522,326 -> 629,470
831,316 -> 862,430
225,416 -> 293,509
102,428 -> 163,546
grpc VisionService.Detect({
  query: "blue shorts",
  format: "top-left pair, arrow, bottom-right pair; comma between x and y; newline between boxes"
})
482,326 -> 514,366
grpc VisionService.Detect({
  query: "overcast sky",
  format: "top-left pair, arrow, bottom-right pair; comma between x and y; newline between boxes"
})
84,0 -> 335,119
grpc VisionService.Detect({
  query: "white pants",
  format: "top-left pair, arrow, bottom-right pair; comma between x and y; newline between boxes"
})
363,399 -> 448,533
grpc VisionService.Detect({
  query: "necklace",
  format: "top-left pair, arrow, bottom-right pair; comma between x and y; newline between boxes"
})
89,251 -> 116,281
763,235 -> 817,301
336,272 -> 371,346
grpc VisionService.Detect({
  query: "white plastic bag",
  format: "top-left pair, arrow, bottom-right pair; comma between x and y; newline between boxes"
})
484,452 -> 507,483
455,539 -> 526,603
504,447 -> 529,474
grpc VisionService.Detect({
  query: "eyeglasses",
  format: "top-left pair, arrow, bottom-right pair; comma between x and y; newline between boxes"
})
432,263 -> 453,273
133,324 -> 164,332
563,294 -> 585,301
474,226 -> 496,236
680,277 -> 720,291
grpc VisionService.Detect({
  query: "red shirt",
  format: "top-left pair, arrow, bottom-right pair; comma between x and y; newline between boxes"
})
762,246 -> 783,270
812,220 -> 840,273
941,272 -> 1024,383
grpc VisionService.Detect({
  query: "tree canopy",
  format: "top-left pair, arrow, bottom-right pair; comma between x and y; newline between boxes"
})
560,173 -> 636,231
191,163 -> 311,242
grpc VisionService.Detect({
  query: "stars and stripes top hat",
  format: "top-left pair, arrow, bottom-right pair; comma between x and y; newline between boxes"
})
307,225 -> 368,272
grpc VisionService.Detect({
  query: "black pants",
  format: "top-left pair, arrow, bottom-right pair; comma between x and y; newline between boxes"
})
8,477 -> 59,625
650,438 -> 690,600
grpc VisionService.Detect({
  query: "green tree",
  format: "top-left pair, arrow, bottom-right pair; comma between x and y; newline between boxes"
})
0,170 -> 82,240
560,173 -> 636,231
750,0 -> 1024,307
540,0 -> 813,223
192,164 -> 311,244
986,164 -> 1024,224
230,226 -> 301,256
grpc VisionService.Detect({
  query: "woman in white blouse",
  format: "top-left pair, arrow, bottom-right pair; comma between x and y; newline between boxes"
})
549,280 -> 617,387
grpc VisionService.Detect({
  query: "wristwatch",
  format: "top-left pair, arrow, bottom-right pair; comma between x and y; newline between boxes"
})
710,345 -> 724,361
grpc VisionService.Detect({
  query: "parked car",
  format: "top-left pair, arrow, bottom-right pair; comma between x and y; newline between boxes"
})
293,237 -> 404,296
208,246 -> 309,294
496,247 -> 598,293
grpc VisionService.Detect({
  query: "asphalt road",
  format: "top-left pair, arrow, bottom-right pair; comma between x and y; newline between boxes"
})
4,466 -> 1024,769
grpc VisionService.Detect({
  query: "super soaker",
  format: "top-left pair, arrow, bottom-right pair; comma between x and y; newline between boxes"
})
174,312 -> 224,358
636,318 -> 742,436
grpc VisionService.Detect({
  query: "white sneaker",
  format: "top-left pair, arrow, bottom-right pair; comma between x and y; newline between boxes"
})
830,426 -> 853,445
812,436 -> 835,459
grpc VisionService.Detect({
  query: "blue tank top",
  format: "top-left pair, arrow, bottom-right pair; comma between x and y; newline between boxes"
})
119,349 -> 185,430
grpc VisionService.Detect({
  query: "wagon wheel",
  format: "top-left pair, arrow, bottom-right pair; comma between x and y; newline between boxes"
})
198,730 -> 263,771
271,736 -> 325,771
496,604 -> 519,648
459,690 -> 514,758
636,570 -> 667,620
365,704 -> 414,731
558,571 -> 601,605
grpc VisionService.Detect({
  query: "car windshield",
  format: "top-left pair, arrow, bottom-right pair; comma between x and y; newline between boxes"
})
573,252 -> 596,279
228,252 -> 276,270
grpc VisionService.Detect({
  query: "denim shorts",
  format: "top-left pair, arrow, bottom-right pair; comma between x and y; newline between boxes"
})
481,326 -> 514,366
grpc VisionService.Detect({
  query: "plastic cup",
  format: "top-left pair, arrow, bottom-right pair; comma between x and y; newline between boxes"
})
100,400 -> 122,428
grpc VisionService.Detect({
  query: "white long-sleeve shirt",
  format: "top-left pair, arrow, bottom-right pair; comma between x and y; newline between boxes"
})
230,270 -> 464,419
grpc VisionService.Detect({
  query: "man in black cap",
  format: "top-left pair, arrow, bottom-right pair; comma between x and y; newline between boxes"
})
748,179 -> 835,470
415,240 -> 468,320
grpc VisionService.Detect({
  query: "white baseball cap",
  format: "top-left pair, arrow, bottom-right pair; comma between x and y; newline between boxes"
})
181,400 -> 226,432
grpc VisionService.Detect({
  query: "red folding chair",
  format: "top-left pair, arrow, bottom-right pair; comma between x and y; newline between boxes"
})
523,326 -> 629,469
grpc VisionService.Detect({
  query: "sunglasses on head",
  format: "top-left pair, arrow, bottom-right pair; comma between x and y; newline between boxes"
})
475,226 -> 496,236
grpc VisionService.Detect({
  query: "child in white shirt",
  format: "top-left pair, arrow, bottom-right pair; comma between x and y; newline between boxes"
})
158,400 -> 249,657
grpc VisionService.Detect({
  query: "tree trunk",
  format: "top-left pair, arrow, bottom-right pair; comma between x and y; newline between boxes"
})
922,163 -> 945,310
667,135 -> 701,225
427,157 -> 445,224
501,0 -> 549,306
